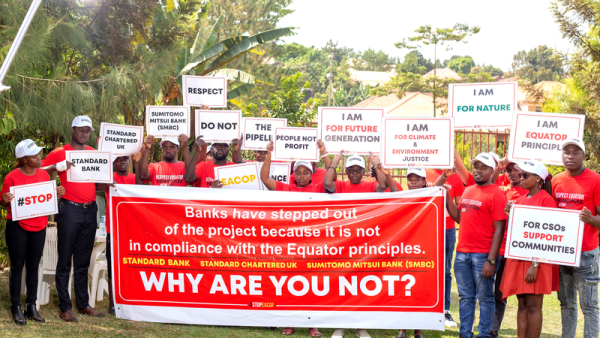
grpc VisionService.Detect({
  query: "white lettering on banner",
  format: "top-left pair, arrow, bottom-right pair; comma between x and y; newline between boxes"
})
381,117 -> 454,168
66,151 -> 113,183
448,82 -> 518,129
195,110 -> 241,143
243,118 -> 287,150
272,127 -> 319,162
10,181 -> 58,221
318,107 -> 384,155
182,76 -> 227,108
97,123 -> 144,156
146,106 -> 191,138
505,205 -> 584,267
214,163 -> 263,191
508,111 -> 586,165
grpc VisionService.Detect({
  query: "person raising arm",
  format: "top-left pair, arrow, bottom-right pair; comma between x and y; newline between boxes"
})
324,152 -> 388,193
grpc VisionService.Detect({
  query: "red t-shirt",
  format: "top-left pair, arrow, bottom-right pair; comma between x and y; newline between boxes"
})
466,173 -> 475,187
498,185 -> 529,255
457,184 -> 508,253
275,181 -> 324,192
330,180 -> 379,193
104,172 -> 136,233
426,169 -> 465,229
1,168 -> 51,231
496,172 -> 510,187
193,161 -> 235,188
290,168 -> 328,186
516,190 -> 557,208
552,168 -> 600,252
41,144 -> 96,203
147,162 -> 187,187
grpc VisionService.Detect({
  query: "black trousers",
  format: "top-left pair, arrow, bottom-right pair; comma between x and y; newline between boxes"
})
55,200 -> 97,311
6,220 -> 46,305
106,233 -> 112,279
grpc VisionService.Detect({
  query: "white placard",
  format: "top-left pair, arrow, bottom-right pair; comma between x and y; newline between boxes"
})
257,162 -> 291,189
66,151 -> 113,183
195,110 -> 242,143
506,205 -> 584,267
508,111 -> 585,165
318,107 -> 384,155
97,123 -> 144,157
10,181 -> 58,221
381,117 -> 454,168
448,82 -> 518,129
242,117 -> 287,150
182,75 -> 227,108
272,127 -> 319,162
146,106 -> 191,138
214,163 -> 262,190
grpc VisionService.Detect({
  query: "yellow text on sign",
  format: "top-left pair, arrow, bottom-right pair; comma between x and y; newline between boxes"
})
222,175 -> 257,186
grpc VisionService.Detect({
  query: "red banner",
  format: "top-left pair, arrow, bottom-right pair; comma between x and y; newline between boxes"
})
110,185 -> 445,330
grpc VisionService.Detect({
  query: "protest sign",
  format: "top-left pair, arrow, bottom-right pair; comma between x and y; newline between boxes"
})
10,181 -> 58,221
506,205 -> 584,267
448,82 -> 518,129
257,162 -> 291,189
146,106 -> 191,138
381,117 -> 454,168
66,151 -> 113,183
214,163 -> 263,191
242,118 -> 287,150
195,110 -> 242,143
97,123 -> 144,157
272,127 -> 319,162
111,185 -> 445,329
182,76 -> 227,108
318,107 -> 384,155
508,111 -> 585,165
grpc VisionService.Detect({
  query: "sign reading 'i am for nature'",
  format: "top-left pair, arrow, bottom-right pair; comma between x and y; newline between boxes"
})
448,82 -> 518,129
182,75 -> 227,108
318,107 -> 384,155
146,106 -> 191,138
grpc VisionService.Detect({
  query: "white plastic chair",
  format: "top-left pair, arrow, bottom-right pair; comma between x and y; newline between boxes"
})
36,227 -> 73,310
89,259 -> 108,308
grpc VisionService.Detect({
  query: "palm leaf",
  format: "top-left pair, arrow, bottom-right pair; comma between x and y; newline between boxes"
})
166,0 -> 176,13
179,35 -> 248,76
202,15 -> 224,52
210,69 -> 275,86
227,83 -> 256,100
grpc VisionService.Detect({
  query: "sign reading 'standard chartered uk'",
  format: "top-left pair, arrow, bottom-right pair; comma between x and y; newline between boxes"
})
318,107 -> 384,155
146,106 -> 191,138
66,151 -> 113,183
97,123 -> 144,157
182,75 -> 227,108
448,82 -> 518,129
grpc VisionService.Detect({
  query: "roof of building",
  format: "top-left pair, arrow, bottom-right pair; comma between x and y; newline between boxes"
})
354,92 -> 402,108
348,68 -> 395,87
385,92 -> 447,117
423,68 -> 462,81
518,80 -> 565,103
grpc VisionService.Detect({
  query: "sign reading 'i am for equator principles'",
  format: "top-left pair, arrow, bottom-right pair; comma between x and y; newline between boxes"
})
448,82 -> 518,129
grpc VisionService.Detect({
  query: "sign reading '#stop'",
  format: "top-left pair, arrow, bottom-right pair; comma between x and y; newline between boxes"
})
10,181 -> 58,221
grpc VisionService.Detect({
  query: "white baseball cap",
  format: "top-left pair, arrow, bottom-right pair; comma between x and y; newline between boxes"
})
406,168 -> 426,179
206,144 -> 212,154
293,160 -> 313,173
345,155 -> 365,169
562,138 -> 585,154
471,152 -> 496,169
15,139 -> 45,158
71,116 -> 94,131
516,160 -> 549,181
160,137 -> 179,148
488,152 -> 500,164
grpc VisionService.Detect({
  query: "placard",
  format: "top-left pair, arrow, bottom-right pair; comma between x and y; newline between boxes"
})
318,107 -> 384,155
272,127 -> 319,162
381,117 -> 454,168
10,181 -> 58,221
66,151 -> 113,183
195,110 -> 242,143
182,75 -> 227,108
257,162 -> 291,189
508,111 -> 585,165
146,106 -> 191,138
448,82 -> 518,129
506,204 -> 584,267
214,163 -> 262,190
97,123 -> 144,157
243,118 -> 287,150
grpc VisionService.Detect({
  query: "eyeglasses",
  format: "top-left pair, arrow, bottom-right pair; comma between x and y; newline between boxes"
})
346,168 -> 364,174
518,173 -> 533,179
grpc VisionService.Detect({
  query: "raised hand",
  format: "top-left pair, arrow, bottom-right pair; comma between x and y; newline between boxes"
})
194,135 -> 207,153
332,150 -> 344,164
178,134 -> 189,148
266,140 -> 274,154
231,134 -> 244,152
143,135 -> 155,150
317,139 -> 327,156
369,151 -> 380,167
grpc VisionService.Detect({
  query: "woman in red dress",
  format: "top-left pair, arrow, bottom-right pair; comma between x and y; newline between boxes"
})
501,160 -> 557,338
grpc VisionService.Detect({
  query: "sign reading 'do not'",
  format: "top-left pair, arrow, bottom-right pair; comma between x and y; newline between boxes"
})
272,127 -> 319,162
318,107 -> 384,155
243,117 -> 287,150
146,106 -> 191,138
448,82 -> 518,129
10,181 -> 58,221
195,110 -> 242,143
66,151 -> 113,183
182,75 -> 227,108
214,162 -> 263,191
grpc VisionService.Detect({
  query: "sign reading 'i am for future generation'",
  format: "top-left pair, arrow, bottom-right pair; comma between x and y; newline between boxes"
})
318,107 -> 384,155
182,76 -> 228,108
448,82 -> 518,129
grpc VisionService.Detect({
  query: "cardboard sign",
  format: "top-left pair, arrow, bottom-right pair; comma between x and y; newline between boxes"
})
318,107 -> 384,155
10,181 -> 58,221
182,75 -> 227,108
272,127 -> 319,162
448,82 -> 518,129
214,163 -> 262,190
66,151 -> 113,183
508,111 -> 585,165
506,204 -> 584,267
243,117 -> 287,150
257,162 -> 291,189
381,117 -> 454,168
146,106 -> 191,138
195,110 -> 242,143
98,123 -> 144,157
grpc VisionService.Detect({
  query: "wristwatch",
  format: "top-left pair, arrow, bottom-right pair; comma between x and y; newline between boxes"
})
532,262 -> 539,268
486,258 -> 496,266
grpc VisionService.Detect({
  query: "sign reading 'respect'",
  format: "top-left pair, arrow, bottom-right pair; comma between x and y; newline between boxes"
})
10,181 -> 58,221
381,117 -> 455,168
182,75 -> 227,108
508,111 -> 585,165
272,127 -> 319,162
195,110 -> 242,143
242,117 -> 287,150
97,123 -> 144,157
146,106 -> 190,138
448,82 -> 518,129
66,151 -> 113,183
214,163 -> 262,191
318,107 -> 384,155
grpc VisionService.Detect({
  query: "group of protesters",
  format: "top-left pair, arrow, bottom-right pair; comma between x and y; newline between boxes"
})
1,115 -> 599,338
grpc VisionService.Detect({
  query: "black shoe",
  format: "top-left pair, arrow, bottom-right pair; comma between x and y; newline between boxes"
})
489,331 -> 499,338
108,306 -> 115,315
24,303 -> 45,323
11,304 -> 26,326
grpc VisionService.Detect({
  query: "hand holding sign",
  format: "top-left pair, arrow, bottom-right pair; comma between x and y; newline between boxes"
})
580,207 -> 593,223
211,179 -> 223,189
193,135 -> 207,153
317,139 -> 327,157
143,135 -> 154,151
57,185 -> 65,199
231,133 -> 244,152
98,123 -> 144,156
178,134 -> 189,148
2,192 -> 13,204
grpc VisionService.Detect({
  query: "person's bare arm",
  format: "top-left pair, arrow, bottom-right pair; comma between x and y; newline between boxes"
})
370,153 -> 388,192
317,139 -> 335,181
453,148 -> 470,186
580,206 -> 600,229
179,134 -> 191,166
260,141 -> 277,191
325,151 -> 343,193
138,136 -> 154,181
184,136 -> 205,184
231,134 -> 244,163
483,220 -> 506,279
446,189 -> 461,223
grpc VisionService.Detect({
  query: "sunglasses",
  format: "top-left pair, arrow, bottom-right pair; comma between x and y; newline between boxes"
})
518,173 -> 534,179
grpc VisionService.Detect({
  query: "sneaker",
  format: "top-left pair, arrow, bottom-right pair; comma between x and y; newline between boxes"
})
445,311 -> 458,328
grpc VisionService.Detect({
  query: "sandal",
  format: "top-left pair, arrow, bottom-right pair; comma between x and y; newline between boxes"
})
309,328 -> 321,337
281,327 -> 295,335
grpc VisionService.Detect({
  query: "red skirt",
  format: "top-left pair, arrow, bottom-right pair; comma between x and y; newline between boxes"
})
500,258 -> 559,299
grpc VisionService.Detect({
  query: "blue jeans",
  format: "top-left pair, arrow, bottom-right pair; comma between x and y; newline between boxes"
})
455,252 -> 496,338
558,248 -> 600,338
445,228 -> 456,311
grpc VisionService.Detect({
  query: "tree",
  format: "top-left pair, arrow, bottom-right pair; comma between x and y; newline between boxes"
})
396,50 -> 433,75
355,48 -> 396,72
446,56 -> 475,74
395,23 -> 480,116
512,45 -> 564,83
